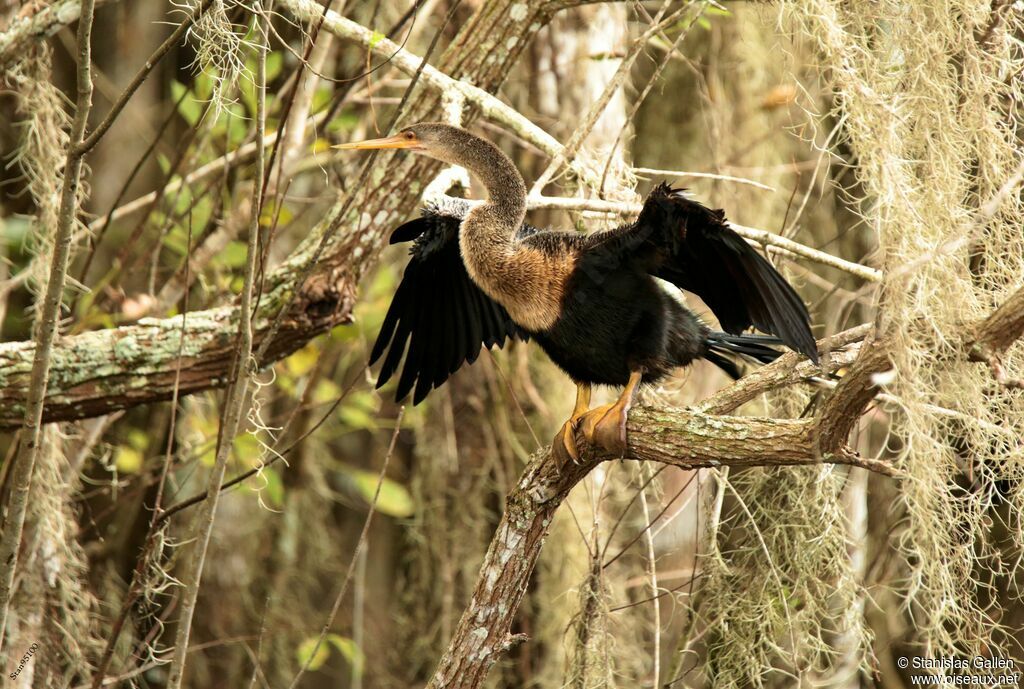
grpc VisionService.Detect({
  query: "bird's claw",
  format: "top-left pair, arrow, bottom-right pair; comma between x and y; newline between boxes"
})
551,417 -> 582,470
580,403 -> 628,457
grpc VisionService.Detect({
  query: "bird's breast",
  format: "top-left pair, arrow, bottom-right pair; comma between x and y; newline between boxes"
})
462,244 -> 575,332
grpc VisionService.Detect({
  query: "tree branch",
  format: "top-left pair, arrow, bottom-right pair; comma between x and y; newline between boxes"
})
76,0 -> 213,156
812,332 -> 893,456
0,255 -> 355,429
695,323 -> 872,415
279,0 -> 564,157
967,285 -> 1024,360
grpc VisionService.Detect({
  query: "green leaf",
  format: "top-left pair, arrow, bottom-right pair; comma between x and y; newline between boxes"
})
255,466 -> 284,508
327,110 -> 360,133
225,104 -> 249,146
239,67 -> 257,115
295,635 -> 363,674
312,379 -> 343,406
296,637 -> 330,671
172,186 -> 194,215
194,72 -> 213,101
114,446 -> 143,474
265,51 -> 283,81
336,391 -> 379,430
339,465 -> 415,518
326,635 -> 364,674
369,30 -> 385,48
220,241 -> 249,269
338,404 -> 377,431
284,343 -> 319,377
127,429 -> 150,451
312,86 -> 332,114
1,217 -> 31,248
156,152 -> 172,175
233,432 -> 262,466
170,80 -> 202,126
163,226 -> 190,257
259,199 -> 294,228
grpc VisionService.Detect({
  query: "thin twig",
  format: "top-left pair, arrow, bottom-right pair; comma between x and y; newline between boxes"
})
154,363 -> 368,525
603,472 -> 696,569
638,466 -> 661,687
632,166 -> 775,192
530,0 -> 690,195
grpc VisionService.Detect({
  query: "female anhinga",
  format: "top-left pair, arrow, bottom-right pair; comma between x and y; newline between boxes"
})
337,124 -> 818,464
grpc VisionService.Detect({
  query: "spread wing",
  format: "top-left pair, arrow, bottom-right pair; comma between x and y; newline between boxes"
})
370,210 -> 528,404
587,183 -> 818,362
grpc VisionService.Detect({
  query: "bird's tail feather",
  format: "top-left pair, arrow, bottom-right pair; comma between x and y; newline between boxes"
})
703,331 -> 786,379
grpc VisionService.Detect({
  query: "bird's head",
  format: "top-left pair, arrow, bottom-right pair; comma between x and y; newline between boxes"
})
333,122 -> 474,167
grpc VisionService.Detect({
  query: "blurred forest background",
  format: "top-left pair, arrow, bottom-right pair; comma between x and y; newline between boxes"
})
1,0 -> 1023,687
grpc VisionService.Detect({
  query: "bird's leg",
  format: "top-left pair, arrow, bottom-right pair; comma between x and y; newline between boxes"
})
552,383 -> 592,468
580,370 -> 643,457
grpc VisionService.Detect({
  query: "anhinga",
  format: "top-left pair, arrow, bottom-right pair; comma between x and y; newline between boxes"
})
337,123 -> 818,464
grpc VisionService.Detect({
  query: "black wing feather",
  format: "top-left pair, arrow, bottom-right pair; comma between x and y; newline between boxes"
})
373,266 -> 417,385
595,183 -> 818,362
370,212 -> 524,403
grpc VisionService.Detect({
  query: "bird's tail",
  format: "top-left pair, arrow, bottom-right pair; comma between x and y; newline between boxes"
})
703,331 -> 786,380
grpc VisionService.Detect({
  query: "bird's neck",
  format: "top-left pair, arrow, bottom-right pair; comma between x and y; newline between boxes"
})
455,134 -> 529,297
459,135 -> 527,235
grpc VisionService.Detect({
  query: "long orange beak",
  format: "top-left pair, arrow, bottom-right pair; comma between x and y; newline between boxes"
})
333,134 -> 421,150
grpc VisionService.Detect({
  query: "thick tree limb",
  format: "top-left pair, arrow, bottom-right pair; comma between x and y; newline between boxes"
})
425,406 -> 897,688
695,323 -> 872,415
812,332 -> 893,456
0,263 -> 355,428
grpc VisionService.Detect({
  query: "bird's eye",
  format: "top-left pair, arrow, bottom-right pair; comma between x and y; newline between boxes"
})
404,131 -> 415,139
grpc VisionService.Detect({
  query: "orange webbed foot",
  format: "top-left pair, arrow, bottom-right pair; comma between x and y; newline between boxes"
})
579,370 -> 643,458
550,383 -> 592,469
552,417 -> 582,469
580,403 -> 628,457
